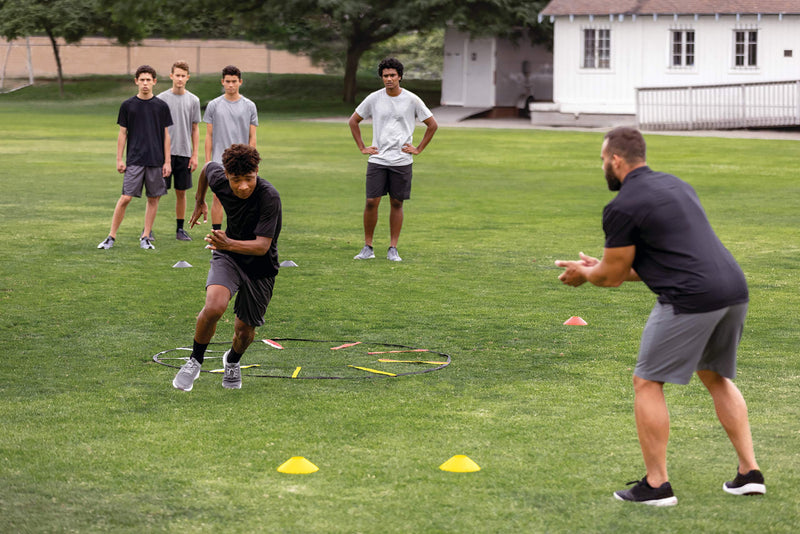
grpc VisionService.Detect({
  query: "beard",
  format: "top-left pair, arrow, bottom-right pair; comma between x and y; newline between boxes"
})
604,164 -> 622,191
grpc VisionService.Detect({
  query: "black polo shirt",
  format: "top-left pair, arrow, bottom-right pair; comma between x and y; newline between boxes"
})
206,163 -> 282,279
603,166 -> 748,313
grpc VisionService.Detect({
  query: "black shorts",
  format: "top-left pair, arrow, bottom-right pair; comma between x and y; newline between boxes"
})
365,162 -> 412,200
164,155 -> 193,191
206,252 -> 275,328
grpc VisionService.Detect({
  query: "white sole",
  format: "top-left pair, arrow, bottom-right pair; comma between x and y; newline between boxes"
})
723,482 -> 766,495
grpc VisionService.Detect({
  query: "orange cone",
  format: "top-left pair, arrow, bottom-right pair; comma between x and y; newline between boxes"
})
563,316 -> 588,325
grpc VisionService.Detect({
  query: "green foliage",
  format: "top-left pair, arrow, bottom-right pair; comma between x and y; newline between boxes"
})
357,29 -> 445,80
1,81 -> 798,532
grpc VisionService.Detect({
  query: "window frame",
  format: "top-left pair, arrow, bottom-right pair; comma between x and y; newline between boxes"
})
670,28 -> 695,69
581,27 -> 611,70
733,28 -> 758,68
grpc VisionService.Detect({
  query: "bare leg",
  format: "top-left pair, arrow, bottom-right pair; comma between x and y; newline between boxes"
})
389,197 -> 404,248
697,370 -> 760,474
363,197 -> 381,247
109,195 -> 133,239
232,316 -> 256,355
194,285 -> 231,344
175,189 -> 187,221
633,375 -> 670,487
142,196 -> 160,238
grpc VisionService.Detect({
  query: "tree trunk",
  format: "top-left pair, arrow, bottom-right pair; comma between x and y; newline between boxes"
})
342,45 -> 367,104
45,29 -> 65,97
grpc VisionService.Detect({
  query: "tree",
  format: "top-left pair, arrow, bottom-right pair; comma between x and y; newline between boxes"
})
230,0 -> 551,103
0,0 -> 103,96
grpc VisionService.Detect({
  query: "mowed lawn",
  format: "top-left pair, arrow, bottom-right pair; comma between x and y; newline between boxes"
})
1,80 -> 799,532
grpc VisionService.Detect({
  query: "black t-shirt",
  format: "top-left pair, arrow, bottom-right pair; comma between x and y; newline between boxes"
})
603,166 -> 748,313
117,96 -> 173,166
206,162 -> 282,279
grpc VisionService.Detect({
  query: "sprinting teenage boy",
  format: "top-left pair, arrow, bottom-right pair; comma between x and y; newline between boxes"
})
98,65 -> 172,250
157,60 -> 201,241
172,144 -> 281,391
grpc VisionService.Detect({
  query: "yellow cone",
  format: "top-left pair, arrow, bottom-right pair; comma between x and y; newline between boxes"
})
439,455 -> 481,473
277,456 -> 319,474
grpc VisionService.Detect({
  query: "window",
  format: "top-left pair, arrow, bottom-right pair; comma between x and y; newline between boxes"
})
734,30 -> 757,67
583,29 -> 611,69
671,30 -> 695,67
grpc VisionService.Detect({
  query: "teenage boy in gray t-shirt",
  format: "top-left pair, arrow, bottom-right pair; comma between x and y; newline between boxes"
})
157,60 -> 201,241
203,65 -> 258,231
348,57 -> 438,262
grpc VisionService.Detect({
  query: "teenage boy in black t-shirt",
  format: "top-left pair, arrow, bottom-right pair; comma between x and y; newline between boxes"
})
97,65 -> 172,250
555,127 -> 764,506
173,144 -> 281,391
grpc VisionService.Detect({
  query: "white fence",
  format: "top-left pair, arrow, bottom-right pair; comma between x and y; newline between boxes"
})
636,80 -> 800,130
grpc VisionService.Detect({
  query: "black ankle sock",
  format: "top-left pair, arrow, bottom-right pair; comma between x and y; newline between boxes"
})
177,219 -> 184,230
191,340 -> 208,364
212,224 -> 222,231
226,347 -> 243,364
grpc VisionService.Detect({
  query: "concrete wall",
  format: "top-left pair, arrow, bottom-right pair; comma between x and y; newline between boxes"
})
1,36 -> 323,79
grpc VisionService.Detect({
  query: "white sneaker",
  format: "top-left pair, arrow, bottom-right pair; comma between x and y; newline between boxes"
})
140,237 -> 155,250
354,245 -> 375,260
387,247 -> 402,262
97,236 -> 115,249
173,358 -> 202,391
222,350 -> 242,389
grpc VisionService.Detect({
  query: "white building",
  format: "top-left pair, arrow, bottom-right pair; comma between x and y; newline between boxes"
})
440,27 -> 553,116
539,0 -> 800,123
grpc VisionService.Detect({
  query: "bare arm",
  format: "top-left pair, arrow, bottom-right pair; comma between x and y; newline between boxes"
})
555,246 -> 637,287
190,122 -> 200,171
116,127 -> 127,173
162,128 -> 172,178
204,231 -> 271,256
204,123 -> 213,163
189,162 -> 211,227
402,116 -> 438,155
248,124 -> 257,149
348,112 -> 378,155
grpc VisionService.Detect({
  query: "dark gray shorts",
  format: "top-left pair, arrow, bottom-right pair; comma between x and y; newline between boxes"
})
366,162 -> 412,200
635,302 -> 748,384
206,252 -> 275,328
164,156 -> 193,191
122,165 -> 167,198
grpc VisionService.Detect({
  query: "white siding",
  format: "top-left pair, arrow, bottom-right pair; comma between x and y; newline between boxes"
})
551,14 -> 800,114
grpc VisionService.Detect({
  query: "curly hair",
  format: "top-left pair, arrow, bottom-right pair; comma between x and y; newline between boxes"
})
135,65 -> 157,80
221,65 -> 242,80
378,57 -> 404,79
222,144 -> 261,176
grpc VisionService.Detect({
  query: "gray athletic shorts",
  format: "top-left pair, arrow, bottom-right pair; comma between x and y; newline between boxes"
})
635,302 -> 748,385
122,165 -> 167,198
206,252 -> 275,328
366,163 -> 413,200
164,156 -> 193,191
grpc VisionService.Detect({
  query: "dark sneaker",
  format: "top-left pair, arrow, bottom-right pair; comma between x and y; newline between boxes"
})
723,469 -> 766,496
176,228 -> 192,241
354,245 -> 375,260
614,476 -> 678,506
222,350 -> 242,389
173,358 -> 202,391
140,237 -> 155,250
387,246 -> 402,262
97,236 -> 115,249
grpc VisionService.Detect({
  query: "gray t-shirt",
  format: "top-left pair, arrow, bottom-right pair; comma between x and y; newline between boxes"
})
157,89 -> 201,158
355,88 -> 433,167
203,95 -> 259,163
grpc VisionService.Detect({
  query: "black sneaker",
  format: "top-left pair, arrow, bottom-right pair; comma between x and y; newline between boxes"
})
723,469 -> 766,496
614,476 -> 678,506
176,228 -> 192,241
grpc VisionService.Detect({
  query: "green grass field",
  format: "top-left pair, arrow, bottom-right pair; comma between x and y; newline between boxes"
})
1,75 -> 799,533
